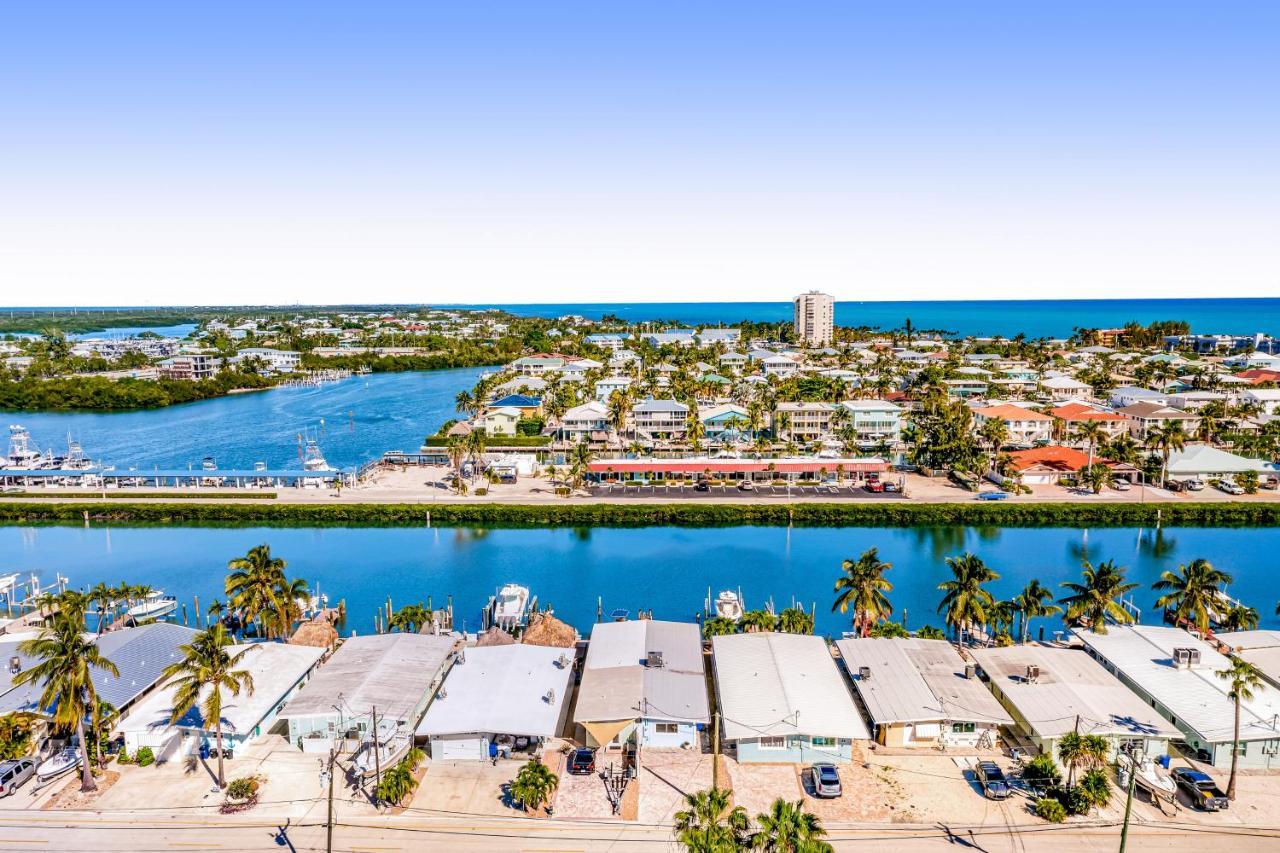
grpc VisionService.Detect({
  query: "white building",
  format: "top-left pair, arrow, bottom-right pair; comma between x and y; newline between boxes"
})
559,401 -> 611,442
417,644 -> 574,761
1241,389 -> 1280,415
839,400 -> 904,446
594,376 -> 633,403
230,348 -> 301,373
793,291 -> 835,347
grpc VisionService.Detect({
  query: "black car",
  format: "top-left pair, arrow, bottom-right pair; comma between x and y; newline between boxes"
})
567,748 -> 596,775
694,480 -> 710,492
975,761 -> 1012,799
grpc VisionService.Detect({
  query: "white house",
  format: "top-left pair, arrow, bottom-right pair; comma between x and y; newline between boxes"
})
1039,375 -> 1091,402
631,399 -> 689,439
230,348 -> 301,373
1241,389 -> 1280,415
839,400 -> 904,446
417,644 -> 574,761
474,406 -> 522,437
559,401 -> 610,442
594,376 -> 633,403
1109,387 -> 1168,408
1163,444 -> 1274,481
761,355 -> 800,379
972,404 -> 1054,446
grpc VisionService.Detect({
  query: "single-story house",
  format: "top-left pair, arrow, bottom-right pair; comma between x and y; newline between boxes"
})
1003,446 -> 1140,485
1075,626 -> 1280,769
277,633 -> 456,753
573,620 -> 709,750
970,644 -> 1178,761
1217,630 -> 1280,691
837,638 -> 1012,749
712,633 -> 868,763
1164,444 -> 1274,482
417,644 -> 574,760
116,641 -> 324,758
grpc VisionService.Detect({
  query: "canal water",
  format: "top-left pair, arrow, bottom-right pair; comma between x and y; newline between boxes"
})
4,367 -> 485,471
4,524 -> 1276,637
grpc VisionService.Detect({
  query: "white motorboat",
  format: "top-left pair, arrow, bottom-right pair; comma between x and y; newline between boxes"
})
128,590 -> 178,620
353,719 -> 412,779
300,438 -> 332,487
1117,752 -> 1177,802
714,590 -> 744,622
36,747 -> 81,781
485,583 -> 532,631
5,426 -> 54,470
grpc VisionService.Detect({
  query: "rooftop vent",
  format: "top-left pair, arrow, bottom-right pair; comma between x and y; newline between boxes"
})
646,651 -> 665,668
858,666 -> 872,681
964,663 -> 976,680
1173,648 -> 1201,669
557,653 -> 572,669
437,687 -> 447,700
544,688 -> 556,704
8,656 -> 19,674
1025,664 -> 1040,684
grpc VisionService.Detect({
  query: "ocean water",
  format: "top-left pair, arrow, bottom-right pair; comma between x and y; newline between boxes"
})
447,298 -> 1280,339
5,524 -> 1276,637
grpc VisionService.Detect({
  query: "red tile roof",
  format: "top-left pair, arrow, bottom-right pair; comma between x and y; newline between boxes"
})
1050,403 -> 1125,422
974,404 -> 1054,421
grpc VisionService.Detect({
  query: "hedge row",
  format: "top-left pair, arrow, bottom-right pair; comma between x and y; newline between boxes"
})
421,435 -> 551,447
0,500 -> 1276,528
0,491 -> 278,500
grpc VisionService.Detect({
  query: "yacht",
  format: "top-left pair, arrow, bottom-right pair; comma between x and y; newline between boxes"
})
713,589 -> 744,622
353,718 -> 412,779
5,426 -> 53,470
484,583 -> 533,631
300,437 -> 332,487
127,590 -> 178,621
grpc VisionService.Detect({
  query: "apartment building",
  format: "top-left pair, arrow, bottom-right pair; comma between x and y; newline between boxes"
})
775,402 -> 835,441
793,291 -> 834,347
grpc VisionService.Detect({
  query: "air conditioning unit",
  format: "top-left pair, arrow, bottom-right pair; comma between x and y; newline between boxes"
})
437,687 -> 448,700
557,653 -> 572,669
1025,665 -> 1040,684
858,666 -> 872,681
1173,648 -> 1201,668
8,656 -> 19,674
646,650 -> 665,668
455,649 -> 466,665
964,663 -> 976,680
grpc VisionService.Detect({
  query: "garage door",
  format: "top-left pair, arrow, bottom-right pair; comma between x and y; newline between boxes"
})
434,736 -> 483,760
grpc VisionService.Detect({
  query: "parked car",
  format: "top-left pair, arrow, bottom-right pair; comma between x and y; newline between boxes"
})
737,479 -> 755,491
694,480 -> 710,492
0,758 -> 37,798
1217,480 -> 1245,495
1111,479 -> 1132,491
883,481 -> 901,493
1185,479 -> 1205,491
975,761 -> 1012,799
976,491 -> 1010,501
810,763 -> 842,798
567,748 -> 596,775
1263,476 -> 1279,491
1165,479 -> 1186,493
864,480 -> 885,493
1172,768 -> 1229,811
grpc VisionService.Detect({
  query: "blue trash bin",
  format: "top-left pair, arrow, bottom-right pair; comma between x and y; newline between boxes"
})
1157,754 -> 1171,769
199,742 -> 210,760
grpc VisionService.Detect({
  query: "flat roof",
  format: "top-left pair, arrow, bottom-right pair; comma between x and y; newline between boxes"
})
836,638 -> 1012,727
970,644 -> 1178,741
117,642 -> 323,736
417,644 -> 573,738
278,633 -> 456,724
1075,626 -> 1280,744
712,633 -> 869,741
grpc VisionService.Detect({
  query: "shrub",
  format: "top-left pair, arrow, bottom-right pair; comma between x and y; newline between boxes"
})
868,621 -> 909,639
915,625 -> 946,640
1022,754 -> 1061,790
1058,785 -> 1094,816
1078,768 -> 1111,808
135,746 -> 155,767
226,777 -> 259,800
1035,797 -> 1066,823
115,750 -> 131,765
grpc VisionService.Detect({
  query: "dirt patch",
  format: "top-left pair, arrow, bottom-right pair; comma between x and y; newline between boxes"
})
44,770 -> 121,810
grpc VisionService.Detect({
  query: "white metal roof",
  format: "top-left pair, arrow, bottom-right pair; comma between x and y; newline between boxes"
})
574,620 -> 708,724
1216,630 -> 1280,651
117,642 -> 324,737
416,644 -> 573,738
836,638 -> 1012,727
712,633 -> 869,741
1074,626 -> 1280,744
970,644 -> 1178,741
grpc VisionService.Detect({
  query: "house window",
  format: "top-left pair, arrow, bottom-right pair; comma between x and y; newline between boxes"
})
810,737 -> 836,747
952,723 -> 976,734
655,723 -> 679,735
758,737 -> 786,750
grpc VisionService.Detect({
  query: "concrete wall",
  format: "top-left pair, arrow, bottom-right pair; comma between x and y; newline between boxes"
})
730,735 -> 855,764
639,719 -> 700,749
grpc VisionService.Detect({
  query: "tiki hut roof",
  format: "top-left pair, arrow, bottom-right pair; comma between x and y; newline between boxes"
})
475,626 -> 517,647
522,613 -> 578,649
290,615 -> 339,650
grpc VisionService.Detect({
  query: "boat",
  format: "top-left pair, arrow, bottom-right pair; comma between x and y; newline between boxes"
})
300,436 -> 333,487
1117,751 -> 1177,803
713,589 -> 744,622
484,583 -> 533,631
5,426 -> 54,470
36,747 -> 81,781
352,718 -> 412,779
127,590 -> 178,620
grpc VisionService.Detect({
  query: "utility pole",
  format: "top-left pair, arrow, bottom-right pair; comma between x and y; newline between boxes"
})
371,705 -> 382,804
325,748 -> 336,853
1118,749 -> 1140,853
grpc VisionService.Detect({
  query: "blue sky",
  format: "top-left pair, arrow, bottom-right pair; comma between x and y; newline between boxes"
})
2,2 -> 1277,305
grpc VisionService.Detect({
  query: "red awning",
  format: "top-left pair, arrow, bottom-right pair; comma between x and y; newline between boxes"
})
586,459 -> 888,475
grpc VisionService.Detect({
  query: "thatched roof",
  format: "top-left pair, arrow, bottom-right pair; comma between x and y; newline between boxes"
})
290,616 -> 339,649
475,626 -> 516,647
522,613 -> 577,649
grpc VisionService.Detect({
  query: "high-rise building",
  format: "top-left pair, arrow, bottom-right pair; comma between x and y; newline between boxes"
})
793,291 -> 834,346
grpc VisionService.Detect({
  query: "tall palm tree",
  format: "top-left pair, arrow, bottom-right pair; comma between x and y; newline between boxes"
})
832,548 -> 894,637
161,623 -> 256,789
1058,559 -> 1138,634
14,603 -> 119,791
1146,421 -> 1187,486
1216,659 -> 1264,801
1071,420 -> 1107,461
752,798 -> 831,852
1221,604 -> 1260,633
1014,580 -> 1062,644
936,553 -> 998,652
1152,558 -> 1233,634
88,582 -> 117,634
226,544 -> 287,639
1056,731 -> 1109,789
673,787 -> 749,852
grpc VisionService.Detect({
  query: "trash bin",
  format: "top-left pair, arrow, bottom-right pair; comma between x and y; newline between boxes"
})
199,742 -> 210,760
1157,754 -> 1171,770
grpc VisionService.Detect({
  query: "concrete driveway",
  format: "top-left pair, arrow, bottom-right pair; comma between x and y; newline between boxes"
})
636,748 -> 713,823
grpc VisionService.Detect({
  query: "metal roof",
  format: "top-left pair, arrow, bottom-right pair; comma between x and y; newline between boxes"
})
712,633 -> 869,742
970,644 -> 1178,741
278,633 -> 456,724
417,644 -> 573,738
836,638 -> 1012,727
574,620 -> 708,724
1074,626 -> 1280,744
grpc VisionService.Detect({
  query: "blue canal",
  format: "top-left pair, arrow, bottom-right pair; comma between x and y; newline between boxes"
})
3,367 -> 485,471
3,524 -> 1276,637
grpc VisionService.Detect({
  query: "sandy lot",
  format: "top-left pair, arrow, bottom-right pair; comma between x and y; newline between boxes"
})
409,758 -> 533,818
636,748 -> 714,823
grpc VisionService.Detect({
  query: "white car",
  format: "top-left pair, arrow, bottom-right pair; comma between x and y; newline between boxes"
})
1111,479 -> 1132,492
1218,480 -> 1246,495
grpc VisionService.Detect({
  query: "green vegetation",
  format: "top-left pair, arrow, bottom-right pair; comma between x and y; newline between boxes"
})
375,747 -> 425,806
0,713 -> 37,760
226,777 -> 259,800
422,434 -> 550,447
0,310 -> 198,336
135,745 -> 156,767
1034,797 -> 1067,823
0,491 -> 278,500
0,370 -> 275,411
510,757 -> 558,813
5,500 -> 1280,528
673,787 -> 749,851
298,351 -> 507,374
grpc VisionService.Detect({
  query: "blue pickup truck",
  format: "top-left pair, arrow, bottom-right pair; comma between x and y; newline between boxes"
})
1172,768 -> 1229,811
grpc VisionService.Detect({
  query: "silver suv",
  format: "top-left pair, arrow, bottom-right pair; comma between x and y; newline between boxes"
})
810,762 -> 842,798
0,758 -> 37,797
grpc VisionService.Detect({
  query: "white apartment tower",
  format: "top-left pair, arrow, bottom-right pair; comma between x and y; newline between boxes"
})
793,291 -> 834,346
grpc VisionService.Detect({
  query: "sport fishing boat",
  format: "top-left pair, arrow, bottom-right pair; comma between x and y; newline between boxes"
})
300,437 -> 333,487
353,718 -> 412,779
36,747 -> 81,782
127,590 -> 178,621
5,426 -> 54,470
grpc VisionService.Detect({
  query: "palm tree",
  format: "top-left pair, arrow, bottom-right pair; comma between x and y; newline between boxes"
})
14,603 -> 119,791
1071,420 -> 1107,461
776,607 -> 814,635
1059,559 -> 1138,634
1056,731 -> 1109,789
225,544 -> 287,638
1076,462 -> 1113,494
740,609 -> 777,633
702,617 -> 739,638
161,623 -> 256,789
88,582 -> 117,634
752,798 -> 831,852
1216,659 -> 1264,801
1152,558 -> 1234,634
1221,604 -> 1260,633
674,787 -> 749,852
936,553 -> 998,652
510,757 -> 558,812
388,603 -> 432,633
1013,580 -> 1062,644
1146,421 -> 1187,486
832,548 -> 894,637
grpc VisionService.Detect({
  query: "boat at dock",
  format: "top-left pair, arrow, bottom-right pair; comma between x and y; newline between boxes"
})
127,590 -> 178,621
711,589 -> 744,622
4,426 -> 55,470
300,437 -> 333,487
352,718 -> 412,779
483,583 -> 535,631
